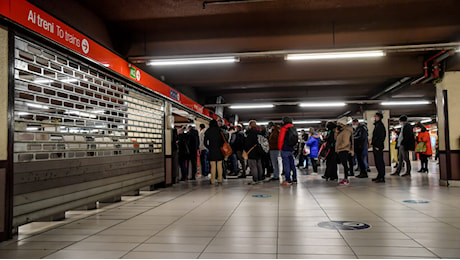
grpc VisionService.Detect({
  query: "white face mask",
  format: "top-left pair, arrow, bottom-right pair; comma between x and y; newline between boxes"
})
353,125 -> 358,129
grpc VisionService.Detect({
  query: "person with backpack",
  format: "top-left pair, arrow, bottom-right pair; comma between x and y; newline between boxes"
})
305,128 -> 321,174
278,116 -> 298,186
244,120 -> 265,185
233,124 -> 248,178
416,125 -> 432,173
352,119 -> 369,178
392,115 -> 415,177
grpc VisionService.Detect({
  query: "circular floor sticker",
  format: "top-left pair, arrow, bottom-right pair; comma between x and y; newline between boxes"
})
318,221 -> 371,230
252,194 -> 272,198
403,200 -> 429,204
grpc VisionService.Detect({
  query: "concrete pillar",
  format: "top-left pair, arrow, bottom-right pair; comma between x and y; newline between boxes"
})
365,110 -> 391,166
164,101 -> 173,186
436,72 -> 460,186
0,27 -> 12,242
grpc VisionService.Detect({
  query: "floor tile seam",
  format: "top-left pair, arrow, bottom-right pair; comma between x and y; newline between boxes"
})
335,187 -> 443,258
196,185 -> 256,259
351,186 -> 460,232
39,188 -> 199,259
9,191 -> 164,246
119,187 -> 222,259
304,185 -> 359,259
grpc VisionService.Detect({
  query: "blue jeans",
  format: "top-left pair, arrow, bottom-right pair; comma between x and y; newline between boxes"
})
269,150 -> 280,179
231,153 -> 238,174
200,149 -> 210,176
281,150 -> 297,182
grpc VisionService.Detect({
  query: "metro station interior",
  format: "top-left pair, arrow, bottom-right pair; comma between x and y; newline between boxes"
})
1,0 -> 460,258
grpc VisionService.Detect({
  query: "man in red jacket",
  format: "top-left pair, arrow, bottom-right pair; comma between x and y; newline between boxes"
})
278,116 -> 298,185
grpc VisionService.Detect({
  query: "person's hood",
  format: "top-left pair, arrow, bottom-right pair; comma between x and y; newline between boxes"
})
312,133 -> 321,139
342,125 -> 353,134
283,123 -> 294,128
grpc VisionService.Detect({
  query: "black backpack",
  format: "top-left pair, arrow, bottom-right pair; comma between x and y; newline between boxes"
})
286,127 -> 298,147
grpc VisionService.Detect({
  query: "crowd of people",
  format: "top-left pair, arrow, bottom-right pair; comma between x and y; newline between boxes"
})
174,112 -> 434,186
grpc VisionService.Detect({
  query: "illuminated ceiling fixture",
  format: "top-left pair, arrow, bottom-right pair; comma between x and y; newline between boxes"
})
34,78 -> 53,84
229,104 -> 274,109
381,100 -> 431,106
286,50 -> 385,61
299,102 -> 346,107
293,120 -> 322,124
421,119 -> 433,123
148,56 -> 239,66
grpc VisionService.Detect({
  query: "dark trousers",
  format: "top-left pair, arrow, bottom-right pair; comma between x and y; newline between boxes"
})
338,151 -> 351,179
248,159 -> 264,182
179,159 -> 188,180
308,157 -> 318,172
419,154 -> 428,170
190,152 -> 198,179
355,148 -> 367,176
373,148 -> 385,179
324,152 -> 338,180
200,149 -> 210,176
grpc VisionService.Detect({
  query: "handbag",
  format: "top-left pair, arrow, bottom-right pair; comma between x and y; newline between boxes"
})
303,144 -> 310,156
242,144 -> 257,160
220,132 -> 233,157
415,142 -> 427,153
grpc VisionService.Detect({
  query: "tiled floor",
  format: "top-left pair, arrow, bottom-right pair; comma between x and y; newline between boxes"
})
1,160 -> 460,259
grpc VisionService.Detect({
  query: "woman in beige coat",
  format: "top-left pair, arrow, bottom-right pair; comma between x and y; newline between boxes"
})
335,117 -> 354,185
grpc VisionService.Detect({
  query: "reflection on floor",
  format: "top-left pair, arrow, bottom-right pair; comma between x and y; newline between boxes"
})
1,160 -> 460,259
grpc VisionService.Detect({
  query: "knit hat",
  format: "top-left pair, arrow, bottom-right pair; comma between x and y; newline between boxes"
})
282,116 -> 293,124
337,116 -> 350,126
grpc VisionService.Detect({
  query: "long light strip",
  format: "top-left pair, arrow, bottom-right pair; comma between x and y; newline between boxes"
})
293,120 -> 322,124
148,56 -> 239,66
229,104 -> 274,109
381,100 -> 430,106
286,50 -> 385,61
299,102 -> 346,107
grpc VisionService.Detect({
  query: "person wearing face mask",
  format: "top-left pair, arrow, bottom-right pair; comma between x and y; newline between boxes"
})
391,115 -> 415,177
352,119 -> 369,178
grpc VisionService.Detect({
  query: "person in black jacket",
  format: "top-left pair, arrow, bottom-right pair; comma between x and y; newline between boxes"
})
177,127 -> 191,181
322,121 -> 338,181
187,125 -> 200,180
204,120 -> 225,185
244,120 -> 264,185
353,119 -> 369,178
372,112 -> 387,183
392,115 -> 415,177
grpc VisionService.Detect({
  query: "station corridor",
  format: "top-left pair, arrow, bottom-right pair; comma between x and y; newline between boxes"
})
1,162 -> 460,259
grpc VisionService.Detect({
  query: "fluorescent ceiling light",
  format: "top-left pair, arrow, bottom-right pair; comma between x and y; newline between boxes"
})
242,121 -> 269,125
26,127 -> 39,131
299,102 -> 346,107
62,78 -> 79,83
381,100 -> 430,106
293,120 -> 321,124
148,56 -> 239,66
229,104 -> 274,109
421,119 -> 432,123
286,50 -> 385,61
